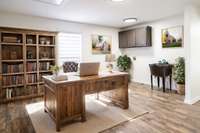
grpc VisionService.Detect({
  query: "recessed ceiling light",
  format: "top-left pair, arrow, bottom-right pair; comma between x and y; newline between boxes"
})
123,18 -> 137,23
34,0 -> 64,5
111,0 -> 124,2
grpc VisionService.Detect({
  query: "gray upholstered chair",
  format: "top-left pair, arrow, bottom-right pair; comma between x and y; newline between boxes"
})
63,62 -> 78,73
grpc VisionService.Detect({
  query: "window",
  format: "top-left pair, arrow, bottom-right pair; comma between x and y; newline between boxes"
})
57,33 -> 82,66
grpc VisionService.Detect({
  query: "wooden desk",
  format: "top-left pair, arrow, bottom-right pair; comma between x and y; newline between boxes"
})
43,72 -> 129,131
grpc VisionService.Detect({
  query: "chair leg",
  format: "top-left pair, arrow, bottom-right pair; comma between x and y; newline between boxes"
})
170,75 -> 172,91
151,75 -> 153,89
157,77 -> 160,88
96,93 -> 99,100
162,76 -> 165,92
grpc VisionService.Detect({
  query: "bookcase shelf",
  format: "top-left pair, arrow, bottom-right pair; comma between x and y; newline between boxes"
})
39,59 -> 55,61
1,72 -> 24,76
1,43 -> 23,46
2,84 -> 24,89
39,45 -> 55,47
0,27 -> 57,103
27,83 -> 38,86
2,60 -> 24,62
0,93 -> 43,104
26,44 -> 37,46
27,59 -> 37,62
26,71 -> 37,74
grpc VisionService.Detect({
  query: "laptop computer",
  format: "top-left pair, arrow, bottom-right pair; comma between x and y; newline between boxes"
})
79,62 -> 100,76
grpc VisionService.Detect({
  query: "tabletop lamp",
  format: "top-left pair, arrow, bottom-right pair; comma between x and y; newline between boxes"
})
105,54 -> 115,72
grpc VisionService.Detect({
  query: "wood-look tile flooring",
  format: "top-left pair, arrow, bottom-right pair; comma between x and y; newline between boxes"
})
103,83 -> 200,133
0,82 -> 200,133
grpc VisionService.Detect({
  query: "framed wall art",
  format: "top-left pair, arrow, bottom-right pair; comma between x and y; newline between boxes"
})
162,26 -> 183,48
92,34 -> 111,54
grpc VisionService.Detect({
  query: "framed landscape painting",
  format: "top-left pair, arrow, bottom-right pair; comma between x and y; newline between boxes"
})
162,26 -> 183,48
92,34 -> 111,54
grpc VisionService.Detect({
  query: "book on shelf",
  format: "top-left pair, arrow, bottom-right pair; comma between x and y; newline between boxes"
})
38,85 -> 45,94
27,86 -> 38,95
2,64 -> 23,73
27,62 -> 37,72
39,62 -> 50,71
2,36 -> 22,43
2,75 -> 24,86
6,89 -> 13,99
27,74 -> 37,83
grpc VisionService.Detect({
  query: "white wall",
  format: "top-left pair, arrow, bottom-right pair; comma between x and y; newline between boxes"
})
121,15 -> 185,89
0,12 -> 120,69
184,5 -> 200,104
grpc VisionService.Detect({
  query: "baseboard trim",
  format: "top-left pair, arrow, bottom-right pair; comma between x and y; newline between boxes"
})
184,96 -> 200,104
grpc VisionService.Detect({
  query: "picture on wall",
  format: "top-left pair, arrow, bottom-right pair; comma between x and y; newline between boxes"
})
92,34 -> 111,54
162,26 -> 183,48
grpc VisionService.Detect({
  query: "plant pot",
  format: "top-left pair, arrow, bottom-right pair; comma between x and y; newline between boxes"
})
176,84 -> 185,95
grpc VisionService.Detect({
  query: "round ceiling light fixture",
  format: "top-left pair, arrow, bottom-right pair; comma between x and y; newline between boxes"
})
111,0 -> 124,2
123,18 -> 138,23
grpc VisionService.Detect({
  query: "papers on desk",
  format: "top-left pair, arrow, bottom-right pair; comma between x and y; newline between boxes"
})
51,75 -> 68,81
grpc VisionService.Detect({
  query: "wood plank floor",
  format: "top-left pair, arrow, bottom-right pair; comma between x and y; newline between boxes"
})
103,83 -> 200,133
0,82 -> 200,133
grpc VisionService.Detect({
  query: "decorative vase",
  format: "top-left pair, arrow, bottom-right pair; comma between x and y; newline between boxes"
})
177,84 -> 185,95
53,71 -> 59,78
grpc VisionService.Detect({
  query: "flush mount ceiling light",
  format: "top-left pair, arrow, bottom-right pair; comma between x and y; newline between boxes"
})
123,18 -> 137,23
34,0 -> 64,5
111,0 -> 124,2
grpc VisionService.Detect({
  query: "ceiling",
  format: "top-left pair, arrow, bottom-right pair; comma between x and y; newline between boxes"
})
0,0 -> 198,28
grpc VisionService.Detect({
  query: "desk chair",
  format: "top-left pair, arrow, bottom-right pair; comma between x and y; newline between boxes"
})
63,62 -> 78,73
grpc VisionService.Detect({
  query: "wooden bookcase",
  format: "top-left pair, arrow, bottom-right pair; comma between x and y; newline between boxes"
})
0,27 -> 57,103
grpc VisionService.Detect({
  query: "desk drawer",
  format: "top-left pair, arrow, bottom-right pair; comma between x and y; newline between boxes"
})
84,75 -> 126,94
84,80 -> 99,94
99,76 -> 125,92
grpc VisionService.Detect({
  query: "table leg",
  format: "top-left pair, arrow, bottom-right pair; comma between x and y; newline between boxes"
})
81,92 -> 86,122
170,75 -> 172,91
56,122 -> 60,132
162,77 -> 165,92
157,77 -> 160,88
151,75 -> 153,89
96,93 -> 99,100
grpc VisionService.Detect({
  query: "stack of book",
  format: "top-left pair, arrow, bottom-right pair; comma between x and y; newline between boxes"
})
27,62 -> 37,72
6,89 -> 13,99
2,64 -> 23,73
27,74 -> 37,83
39,62 -> 50,71
27,86 -> 38,95
38,85 -> 45,94
2,36 -> 21,43
2,76 -> 24,86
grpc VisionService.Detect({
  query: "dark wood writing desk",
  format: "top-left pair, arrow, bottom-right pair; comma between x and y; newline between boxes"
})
149,63 -> 173,92
43,72 -> 129,131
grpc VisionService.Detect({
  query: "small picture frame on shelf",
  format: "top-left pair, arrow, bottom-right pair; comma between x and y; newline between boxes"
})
27,50 -> 33,59
27,38 -> 33,44
40,51 -> 49,59
10,51 -> 17,60
17,39 -> 21,43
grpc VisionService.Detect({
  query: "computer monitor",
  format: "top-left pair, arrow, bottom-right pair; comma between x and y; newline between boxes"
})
79,62 -> 100,76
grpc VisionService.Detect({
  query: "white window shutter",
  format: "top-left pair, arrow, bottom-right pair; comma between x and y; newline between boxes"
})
57,33 -> 82,66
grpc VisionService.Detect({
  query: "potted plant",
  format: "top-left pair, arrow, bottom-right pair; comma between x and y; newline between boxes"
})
50,65 -> 61,77
117,55 -> 132,72
173,57 -> 185,95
